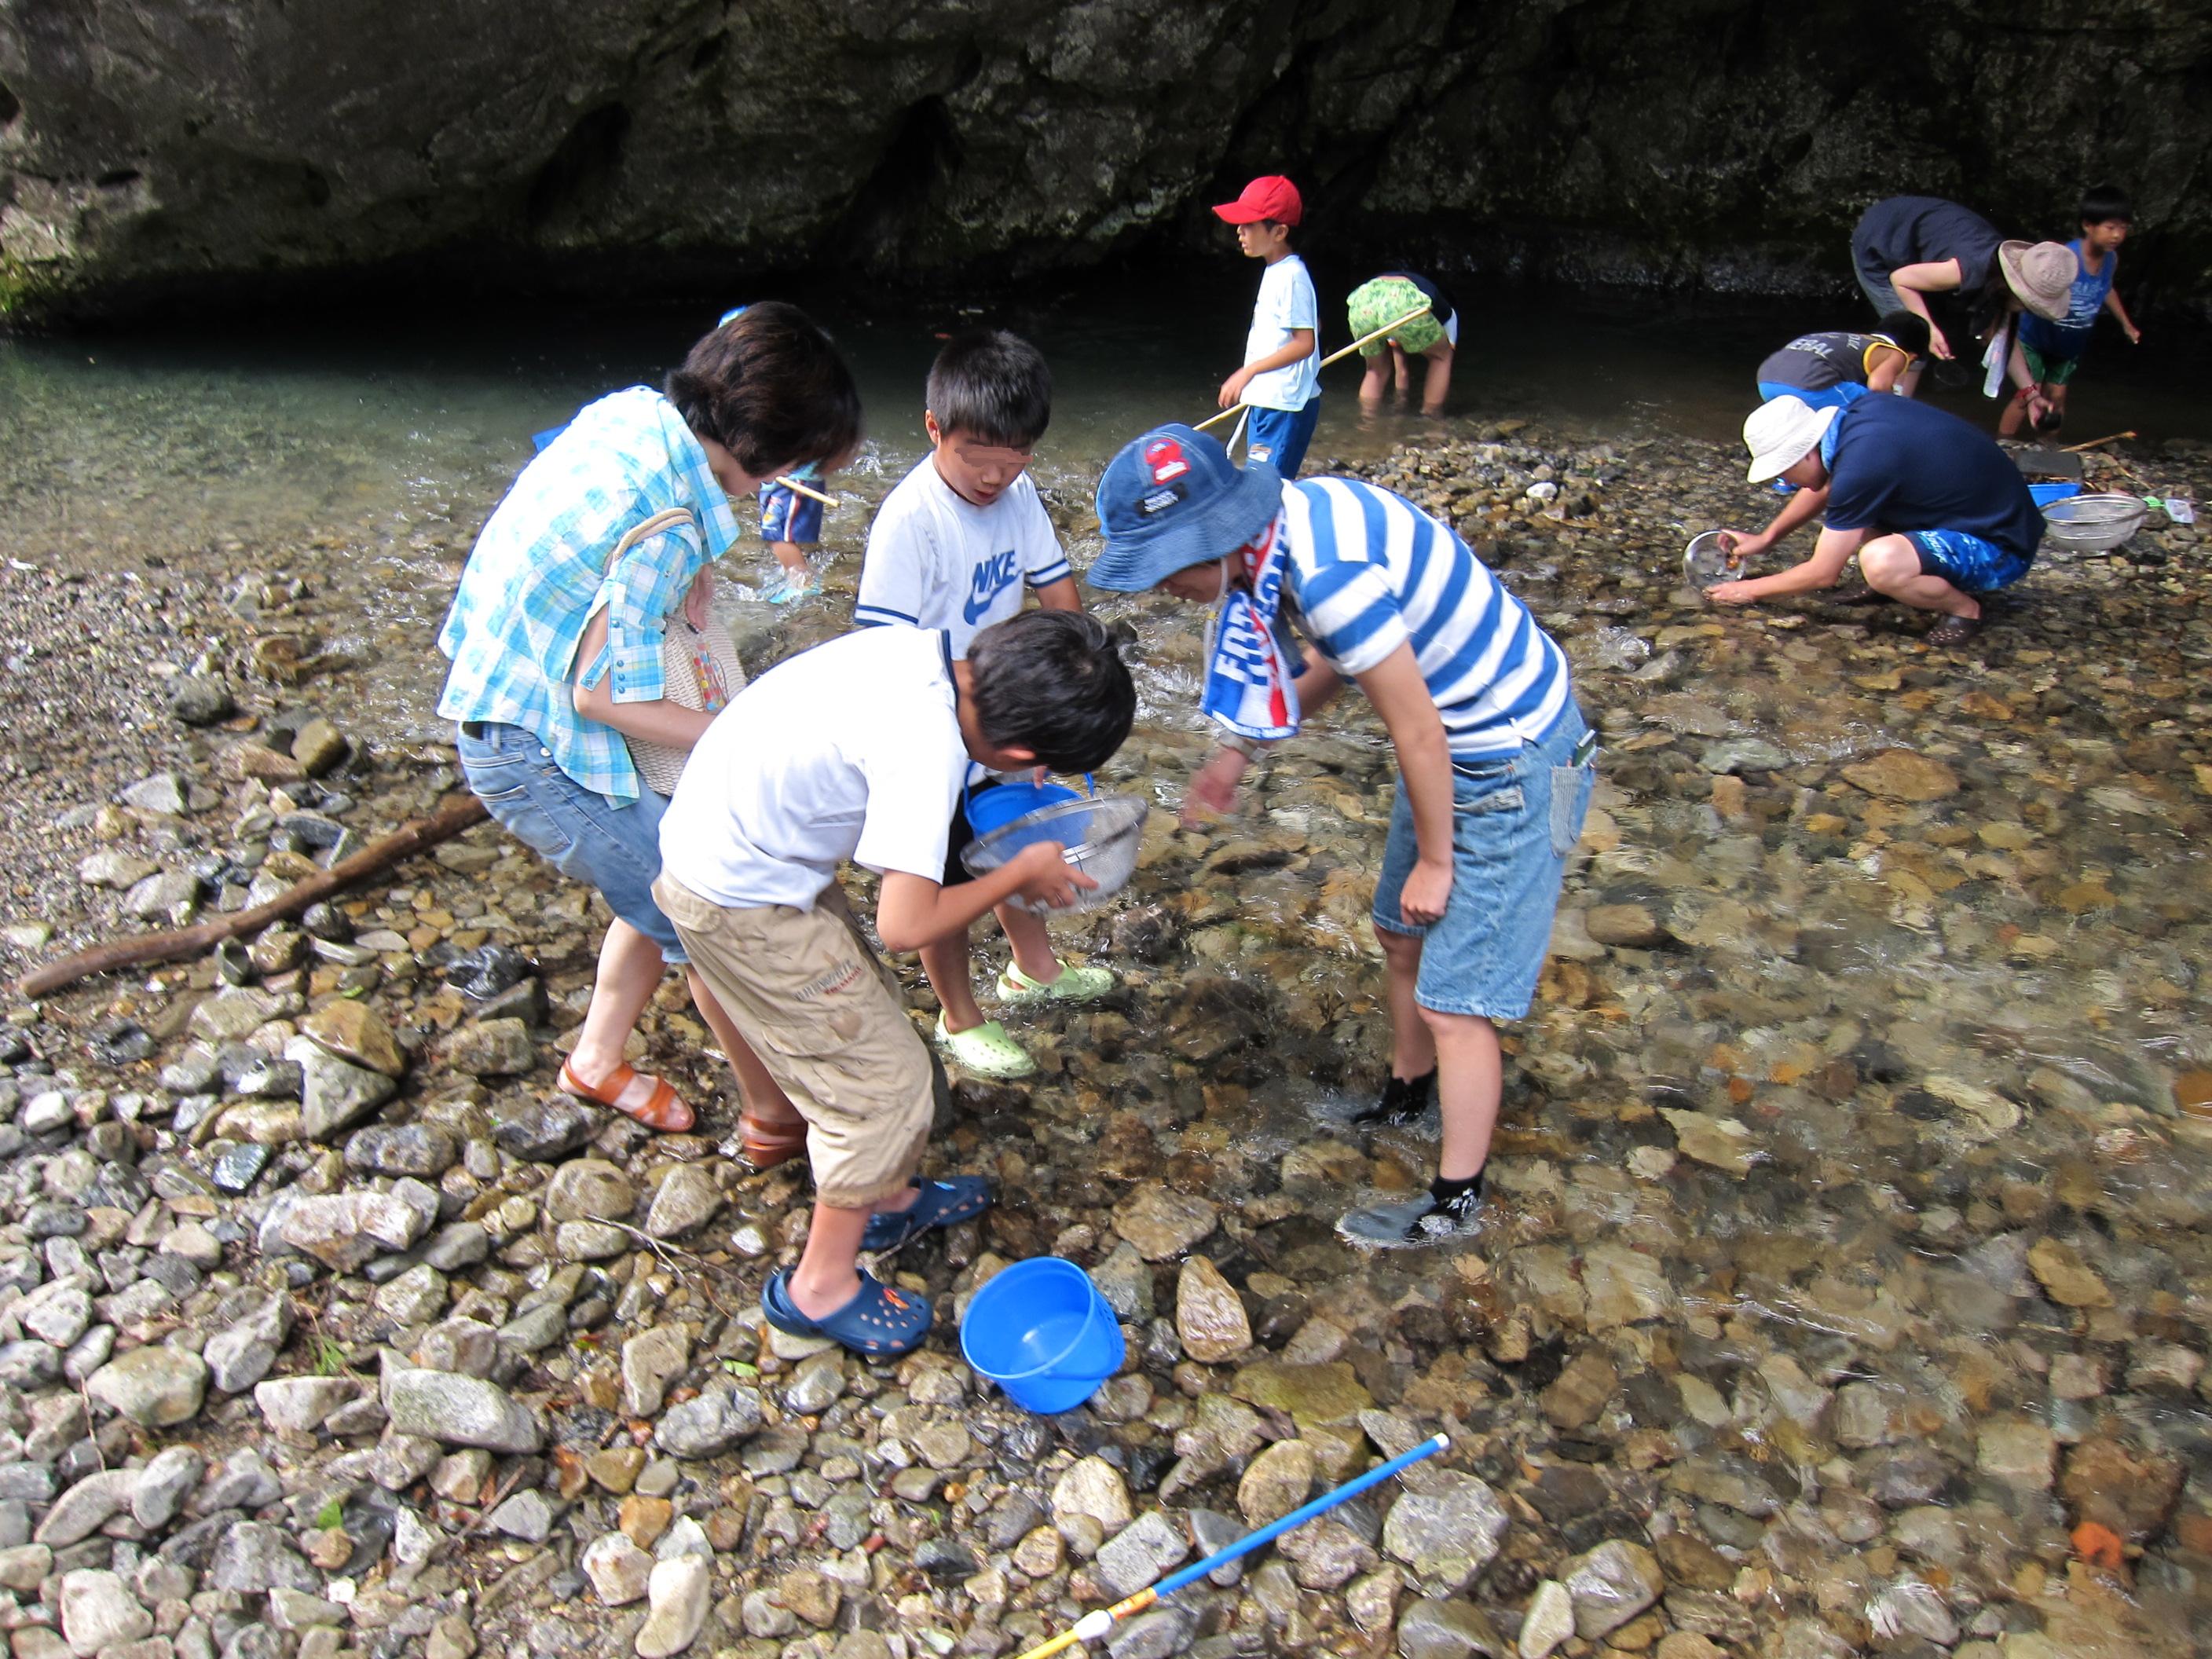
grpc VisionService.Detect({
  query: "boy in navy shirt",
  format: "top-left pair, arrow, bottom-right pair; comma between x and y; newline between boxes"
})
1709,394 -> 2043,648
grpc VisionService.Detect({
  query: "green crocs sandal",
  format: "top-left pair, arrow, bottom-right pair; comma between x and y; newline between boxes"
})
933,1014 -> 1037,1079
994,961 -> 1118,1005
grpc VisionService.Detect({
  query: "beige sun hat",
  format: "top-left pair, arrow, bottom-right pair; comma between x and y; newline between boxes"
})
1743,395 -> 1841,485
1998,240 -> 2077,320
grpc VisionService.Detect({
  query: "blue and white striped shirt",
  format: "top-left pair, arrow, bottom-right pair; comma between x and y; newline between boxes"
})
1281,478 -> 1571,760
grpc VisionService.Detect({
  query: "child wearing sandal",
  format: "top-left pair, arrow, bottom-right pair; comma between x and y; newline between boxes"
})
439,304 -> 860,1152
654,610 -> 1135,1355
1090,425 -> 1594,1247
855,328 -> 1119,1081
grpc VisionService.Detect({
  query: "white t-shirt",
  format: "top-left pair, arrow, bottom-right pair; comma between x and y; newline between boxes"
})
658,628 -> 968,910
1242,254 -> 1320,412
855,458 -> 1073,658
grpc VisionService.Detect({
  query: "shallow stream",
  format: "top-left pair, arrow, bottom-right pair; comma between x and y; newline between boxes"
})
5,280 -> 2212,1650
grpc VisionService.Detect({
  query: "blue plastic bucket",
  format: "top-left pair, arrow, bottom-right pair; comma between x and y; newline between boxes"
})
2030,482 -> 2083,507
959,1257 -> 1124,1414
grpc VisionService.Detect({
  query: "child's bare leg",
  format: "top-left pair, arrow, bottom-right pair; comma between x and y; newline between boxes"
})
1390,343 -> 1413,399
685,969 -> 800,1126
1359,359 -> 1390,406
1998,394 -> 2028,438
1423,1009 -> 1503,1181
769,539 -> 810,574
1376,924 -> 1438,1081
920,933 -> 984,1033
997,903 -> 1061,983
2046,381 -> 2070,423
1861,533 -> 1977,618
1420,343 -> 1456,416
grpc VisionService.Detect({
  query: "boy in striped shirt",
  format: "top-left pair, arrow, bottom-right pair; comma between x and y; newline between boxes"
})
1090,425 -> 1596,1243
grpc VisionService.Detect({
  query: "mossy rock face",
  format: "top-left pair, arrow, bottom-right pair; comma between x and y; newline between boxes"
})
5,2 -> 2210,320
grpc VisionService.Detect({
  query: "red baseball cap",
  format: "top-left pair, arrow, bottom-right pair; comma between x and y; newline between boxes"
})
1213,176 -> 1302,227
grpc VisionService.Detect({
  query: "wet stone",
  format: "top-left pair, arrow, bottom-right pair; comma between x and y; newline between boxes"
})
87,1346 -> 207,1426
444,1017 -> 535,1077
1175,1254 -> 1252,1363
1381,1472 -> 1510,1592
383,1368 -> 542,1452
1397,1598 -> 1508,1659
493,1098 -> 599,1161
655,1385 -> 762,1459
1112,1184 -> 1219,1260
342,1123 -> 457,1177
1564,1540 -> 1664,1638
1092,1511 -> 1190,1599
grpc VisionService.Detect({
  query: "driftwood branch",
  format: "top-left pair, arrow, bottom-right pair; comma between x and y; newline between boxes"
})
19,793 -> 490,999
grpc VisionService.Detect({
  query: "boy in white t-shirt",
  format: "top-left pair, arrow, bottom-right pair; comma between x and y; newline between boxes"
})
654,611 -> 1135,1356
1214,175 -> 1321,478
856,329 -> 1119,1081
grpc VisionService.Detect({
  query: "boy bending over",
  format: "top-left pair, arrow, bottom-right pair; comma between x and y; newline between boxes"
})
654,611 -> 1133,1355
1091,427 -> 1596,1245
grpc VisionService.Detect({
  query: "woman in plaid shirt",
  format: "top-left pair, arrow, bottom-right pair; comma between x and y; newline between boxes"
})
438,304 -> 861,1148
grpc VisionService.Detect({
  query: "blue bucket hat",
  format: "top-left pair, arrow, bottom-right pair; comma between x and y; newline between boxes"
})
1089,424 -> 1284,592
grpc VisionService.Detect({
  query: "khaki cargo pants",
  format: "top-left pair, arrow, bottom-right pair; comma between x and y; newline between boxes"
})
653,874 -> 932,1210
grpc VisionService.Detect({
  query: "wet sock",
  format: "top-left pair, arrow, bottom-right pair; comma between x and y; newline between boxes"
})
1352,1068 -> 1437,1126
1428,1171 -> 1485,1221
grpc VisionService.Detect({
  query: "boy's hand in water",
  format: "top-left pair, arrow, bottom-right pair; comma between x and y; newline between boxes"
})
1705,580 -> 1760,606
1398,857 -> 1454,925
1013,841 -> 1094,910
1182,749 -> 1250,826
1717,529 -> 1765,566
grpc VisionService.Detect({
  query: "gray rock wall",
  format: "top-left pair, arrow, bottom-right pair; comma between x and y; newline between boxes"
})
2,0 -> 2206,320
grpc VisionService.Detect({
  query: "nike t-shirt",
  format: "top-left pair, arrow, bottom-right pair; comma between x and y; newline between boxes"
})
856,458 -> 1071,657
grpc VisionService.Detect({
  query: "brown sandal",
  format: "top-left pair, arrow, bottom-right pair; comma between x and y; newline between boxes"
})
738,1109 -> 808,1170
1924,613 -> 1983,647
558,1059 -> 695,1133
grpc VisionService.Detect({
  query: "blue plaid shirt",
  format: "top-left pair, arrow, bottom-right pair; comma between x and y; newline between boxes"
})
437,387 -> 742,802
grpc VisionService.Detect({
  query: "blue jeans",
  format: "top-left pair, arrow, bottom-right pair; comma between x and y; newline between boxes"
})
1247,402 -> 1320,480
456,722 -> 686,962
1372,704 -> 1595,1020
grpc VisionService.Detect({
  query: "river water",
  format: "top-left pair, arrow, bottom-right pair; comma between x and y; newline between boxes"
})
5,280 -> 2212,1650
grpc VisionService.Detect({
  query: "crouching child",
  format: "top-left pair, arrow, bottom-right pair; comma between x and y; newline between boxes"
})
653,611 -> 1135,1354
1090,427 -> 1595,1245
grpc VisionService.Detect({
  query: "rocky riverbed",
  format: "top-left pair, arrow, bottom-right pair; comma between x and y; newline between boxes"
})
1,423 -> 2210,1659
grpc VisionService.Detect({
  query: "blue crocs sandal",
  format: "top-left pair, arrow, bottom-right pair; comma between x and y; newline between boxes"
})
761,1268 -> 932,1357
861,1176 -> 994,1253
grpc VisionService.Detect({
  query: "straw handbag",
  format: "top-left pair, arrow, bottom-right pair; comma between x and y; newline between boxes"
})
603,507 -> 746,797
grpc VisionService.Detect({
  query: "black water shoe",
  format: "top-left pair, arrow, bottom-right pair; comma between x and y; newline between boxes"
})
1349,1068 -> 1437,1128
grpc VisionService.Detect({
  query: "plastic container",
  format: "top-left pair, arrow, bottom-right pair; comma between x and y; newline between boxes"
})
965,779 -> 1086,839
1683,529 -> 1746,588
959,1258 -> 1125,1414
961,793 -> 1149,914
2041,492 -> 2148,555
2027,482 -> 2082,508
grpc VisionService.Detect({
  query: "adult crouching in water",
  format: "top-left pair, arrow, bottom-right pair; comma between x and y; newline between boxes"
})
1848,196 -> 2073,402
1705,392 -> 2043,650
436,303 -> 861,1152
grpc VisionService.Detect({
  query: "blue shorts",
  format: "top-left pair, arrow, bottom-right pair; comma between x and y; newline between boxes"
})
456,721 -> 686,963
759,479 -> 823,545
1907,529 -> 2032,595
1756,380 -> 1865,412
1246,402 -> 1320,481
1372,703 -> 1595,1021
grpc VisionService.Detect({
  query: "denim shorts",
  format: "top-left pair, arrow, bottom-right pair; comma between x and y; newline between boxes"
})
1372,702 -> 1595,1020
456,722 -> 686,962
1908,528 -> 2032,595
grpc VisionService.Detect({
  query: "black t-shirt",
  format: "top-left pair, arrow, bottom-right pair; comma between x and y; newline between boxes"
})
1825,395 -> 2044,561
1382,271 -> 1455,329
1851,196 -> 2003,291
1757,331 -> 1887,391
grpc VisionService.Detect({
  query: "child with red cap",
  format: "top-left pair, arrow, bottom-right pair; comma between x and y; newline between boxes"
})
1214,175 -> 1322,478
